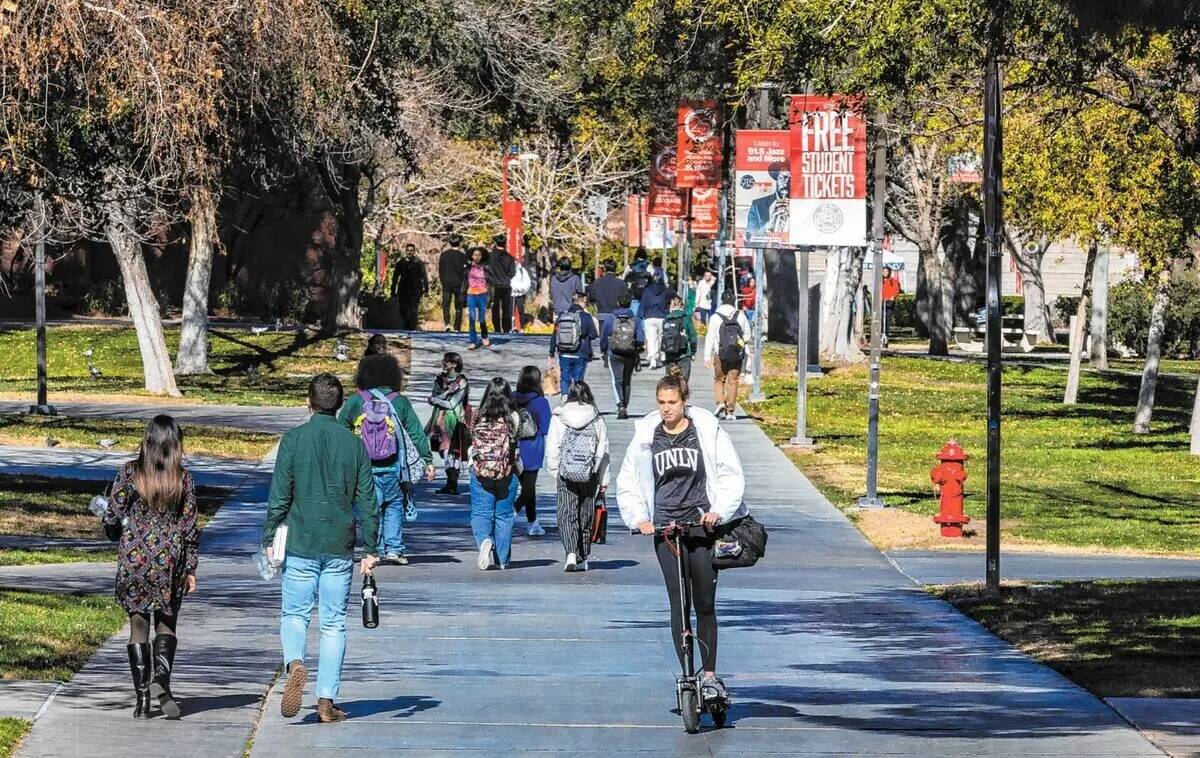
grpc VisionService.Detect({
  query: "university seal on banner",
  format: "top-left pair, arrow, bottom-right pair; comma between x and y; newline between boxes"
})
813,202 -> 844,234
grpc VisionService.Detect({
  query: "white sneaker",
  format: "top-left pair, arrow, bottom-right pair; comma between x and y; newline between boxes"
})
564,553 -> 578,572
527,520 -> 545,537
477,538 -> 495,571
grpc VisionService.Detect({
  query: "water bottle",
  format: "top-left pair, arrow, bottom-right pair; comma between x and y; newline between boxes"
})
361,574 -> 379,629
252,551 -> 278,581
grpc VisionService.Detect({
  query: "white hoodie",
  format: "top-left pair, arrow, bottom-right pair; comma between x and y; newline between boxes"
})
616,406 -> 748,529
703,304 -> 752,363
545,402 -> 611,486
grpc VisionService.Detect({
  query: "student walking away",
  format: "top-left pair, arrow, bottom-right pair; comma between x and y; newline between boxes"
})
587,259 -> 629,340
488,234 -> 516,334
261,374 -> 380,723
545,381 -> 611,572
740,276 -> 758,324
881,267 -> 902,347
339,353 -> 436,565
694,271 -> 715,325
662,294 -> 698,381
438,234 -> 467,332
463,247 -> 491,349
616,375 -> 748,708
639,277 -> 671,370
625,249 -> 654,316
427,352 -> 471,495
549,291 -> 598,398
704,289 -> 751,420
513,366 -> 552,536
600,292 -> 645,419
651,256 -> 669,288
101,415 -> 198,719
550,256 -> 585,317
511,259 -> 534,331
469,378 -> 522,570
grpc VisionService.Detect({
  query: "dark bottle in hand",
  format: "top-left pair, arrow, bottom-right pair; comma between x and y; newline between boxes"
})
361,574 -> 379,629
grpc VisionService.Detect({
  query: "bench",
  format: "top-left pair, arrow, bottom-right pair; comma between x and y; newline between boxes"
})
954,325 -> 1039,354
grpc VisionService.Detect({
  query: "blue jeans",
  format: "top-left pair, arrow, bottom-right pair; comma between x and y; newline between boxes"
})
559,356 -> 588,396
631,299 -> 641,317
467,293 -> 490,345
469,473 -> 518,566
374,469 -> 407,556
280,555 -> 353,700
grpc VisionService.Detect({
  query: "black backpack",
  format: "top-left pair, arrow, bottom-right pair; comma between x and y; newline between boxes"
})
717,311 -> 746,366
610,315 -> 637,355
661,314 -> 689,358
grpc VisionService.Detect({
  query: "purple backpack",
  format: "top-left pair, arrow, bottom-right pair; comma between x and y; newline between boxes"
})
354,389 -> 400,463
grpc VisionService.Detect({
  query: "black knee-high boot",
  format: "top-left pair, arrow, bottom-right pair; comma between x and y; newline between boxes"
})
126,643 -> 152,718
437,467 -> 459,495
150,635 -> 181,719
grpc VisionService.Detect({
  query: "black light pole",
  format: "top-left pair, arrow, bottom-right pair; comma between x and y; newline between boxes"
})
857,113 -> 887,508
983,41 -> 1004,594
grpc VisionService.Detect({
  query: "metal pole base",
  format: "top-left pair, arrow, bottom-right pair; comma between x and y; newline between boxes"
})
787,436 -> 815,449
750,390 -> 766,402
28,404 -> 57,416
855,496 -> 886,509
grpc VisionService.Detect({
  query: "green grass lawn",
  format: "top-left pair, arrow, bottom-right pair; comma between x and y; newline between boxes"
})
0,414 -> 278,460
0,719 -> 29,758
0,590 -> 127,680
0,474 -> 228,566
0,325 -> 377,406
746,347 -> 1200,553
938,581 -> 1200,697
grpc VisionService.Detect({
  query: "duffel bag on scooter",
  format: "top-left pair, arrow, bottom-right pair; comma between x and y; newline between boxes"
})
711,515 -> 767,569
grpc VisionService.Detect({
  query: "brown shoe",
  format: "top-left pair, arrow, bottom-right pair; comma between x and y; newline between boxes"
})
317,697 -> 347,722
280,660 -> 307,718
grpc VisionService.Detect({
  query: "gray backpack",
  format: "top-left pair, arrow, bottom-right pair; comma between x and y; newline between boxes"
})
559,419 -> 599,483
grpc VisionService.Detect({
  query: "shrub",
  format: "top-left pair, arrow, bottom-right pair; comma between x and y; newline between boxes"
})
80,280 -> 126,317
1103,272 -> 1200,358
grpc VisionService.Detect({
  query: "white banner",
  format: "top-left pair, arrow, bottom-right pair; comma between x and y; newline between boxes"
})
789,199 -> 867,247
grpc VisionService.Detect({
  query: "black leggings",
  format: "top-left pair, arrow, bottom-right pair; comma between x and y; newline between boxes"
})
128,609 -> 179,644
655,532 -> 718,673
516,469 -> 538,522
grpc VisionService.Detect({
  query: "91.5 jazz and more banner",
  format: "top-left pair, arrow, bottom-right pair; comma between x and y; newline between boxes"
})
734,130 -> 791,249
788,95 -> 867,247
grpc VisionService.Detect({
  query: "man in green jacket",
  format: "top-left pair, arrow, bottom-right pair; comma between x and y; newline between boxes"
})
261,373 -> 379,724
662,293 -> 699,381
337,351 -> 435,565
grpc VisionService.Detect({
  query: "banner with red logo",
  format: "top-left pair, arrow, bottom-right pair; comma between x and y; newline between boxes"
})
788,94 -> 868,247
502,199 -> 524,261
734,130 -> 791,249
690,187 -> 720,237
647,145 -> 687,218
676,100 -> 722,188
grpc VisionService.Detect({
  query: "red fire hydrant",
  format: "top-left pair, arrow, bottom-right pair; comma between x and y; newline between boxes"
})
931,439 -> 971,538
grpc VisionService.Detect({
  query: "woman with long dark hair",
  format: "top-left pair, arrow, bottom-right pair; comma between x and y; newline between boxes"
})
463,246 -> 492,350
468,377 -> 521,570
513,366 -> 551,536
545,380 -> 610,572
102,415 -> 199,719
427,351 -> 471,495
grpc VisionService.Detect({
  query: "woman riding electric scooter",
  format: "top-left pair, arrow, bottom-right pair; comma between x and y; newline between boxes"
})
616,374 -> 748,731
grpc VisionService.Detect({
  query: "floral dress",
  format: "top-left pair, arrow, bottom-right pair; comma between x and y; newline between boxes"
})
103,462 -> 199,614
426,373 -> 472,460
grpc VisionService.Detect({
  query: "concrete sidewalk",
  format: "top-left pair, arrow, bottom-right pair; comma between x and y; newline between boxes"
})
0,400 -> 308,434
10,332 -> 1162,756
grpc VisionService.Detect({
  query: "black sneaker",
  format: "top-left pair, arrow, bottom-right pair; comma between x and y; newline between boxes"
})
701,676 -> 729,704
617,406 -> 628,420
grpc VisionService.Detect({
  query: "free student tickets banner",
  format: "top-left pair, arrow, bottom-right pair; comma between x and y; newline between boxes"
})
647,144 -> 687,218
676,100 -> 722,189
735,129 -> 791,249
690,187 -> 720,237
788,94 -> 868,247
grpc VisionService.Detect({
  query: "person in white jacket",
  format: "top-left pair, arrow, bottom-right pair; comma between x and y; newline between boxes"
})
545,381 -> 610,572
615,373 -> 748,705
704,289 -> 753,420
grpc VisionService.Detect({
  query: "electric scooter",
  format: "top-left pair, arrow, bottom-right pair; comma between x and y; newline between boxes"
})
654,520 -> 730,733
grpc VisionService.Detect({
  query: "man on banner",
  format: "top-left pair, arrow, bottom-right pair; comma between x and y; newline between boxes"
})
745,164 -> 791,241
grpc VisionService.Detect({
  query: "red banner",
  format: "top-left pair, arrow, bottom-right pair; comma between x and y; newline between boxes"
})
690,187 -> 720,237
647,145 -> 686,217
676,100 -> 722,188
502,199 -> 524,262
788,94 -> 868,246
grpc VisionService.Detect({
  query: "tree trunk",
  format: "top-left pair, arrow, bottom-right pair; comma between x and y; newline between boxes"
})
1063,240 -> 1098,405
1190,376 -> 1200,455
1133,268 -> 1172,433
1089,243 -> 1110,369
176,188 -> 216,375
105,199 -> 181,397
831,246 -> 866,361
1006,234 -> 1054,343
322,162 -> 364,333
819,247 -> 843,356
919,244 -> 952,355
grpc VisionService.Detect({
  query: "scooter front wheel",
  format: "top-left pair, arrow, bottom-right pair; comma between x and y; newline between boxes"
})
680,689 -> 700,734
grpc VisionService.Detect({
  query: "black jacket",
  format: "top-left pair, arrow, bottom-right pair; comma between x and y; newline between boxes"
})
438,247 -> 467,289
487,247 -> 516,289
587,274 -> 629,314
